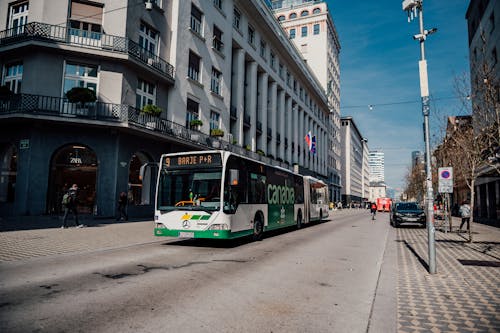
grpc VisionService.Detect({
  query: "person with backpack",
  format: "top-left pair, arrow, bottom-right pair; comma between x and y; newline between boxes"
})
458,200 -> 471,233
116,191 -> 128,221
61,183 -> 81,228
370,202 -> 377,220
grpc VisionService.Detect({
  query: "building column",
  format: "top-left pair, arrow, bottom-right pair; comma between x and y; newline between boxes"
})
286,97 -> 293,164
278,89 -> 285,161
269,82 -> 277,158
245,61 -> 258,151
258,72 -> 268,153
298,107 -> 304,166
293,103 -> 299,165
232,48 -> 245,145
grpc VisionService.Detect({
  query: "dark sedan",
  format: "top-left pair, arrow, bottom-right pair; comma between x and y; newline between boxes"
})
390,202 -> 426,227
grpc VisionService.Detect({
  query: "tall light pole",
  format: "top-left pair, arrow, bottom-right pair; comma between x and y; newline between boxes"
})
402,0 -> 436,274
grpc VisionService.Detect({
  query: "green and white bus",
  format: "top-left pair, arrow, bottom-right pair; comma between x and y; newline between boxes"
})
154,150 -> 329,240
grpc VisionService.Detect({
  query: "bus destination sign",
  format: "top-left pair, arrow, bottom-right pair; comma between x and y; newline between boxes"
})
164,153 -> 222,169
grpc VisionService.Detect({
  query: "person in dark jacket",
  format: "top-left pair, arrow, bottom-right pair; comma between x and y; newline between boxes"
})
116,191 -> 128,221
62,184 -> 82,228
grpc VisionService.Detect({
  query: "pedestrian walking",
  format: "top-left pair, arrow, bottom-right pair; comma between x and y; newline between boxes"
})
61,184 -> 82,228
370,202 -> 377,220
458,200 -> 471,232
116,191 -> 128,221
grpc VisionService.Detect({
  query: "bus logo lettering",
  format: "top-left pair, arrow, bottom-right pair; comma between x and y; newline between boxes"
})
267,185 -> 295,205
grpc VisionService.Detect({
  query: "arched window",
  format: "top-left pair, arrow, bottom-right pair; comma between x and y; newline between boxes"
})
289,12 -> 297,19
0,144 -> 17,203
313,8 -> 321,14
278,15 -> 285,21
301,10 -> 309,17
128,152 -> 155,205
48,144 -> 97,214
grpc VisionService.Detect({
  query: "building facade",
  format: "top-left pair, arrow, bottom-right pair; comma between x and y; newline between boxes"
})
368,150 -> 385,183
465,0 -> 499,225
270,0 -> 342,203
340,116 -> 365,206
0,0 -> 334,218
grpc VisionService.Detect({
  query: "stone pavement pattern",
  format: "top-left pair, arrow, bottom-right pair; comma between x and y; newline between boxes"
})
397,222 -> 500,333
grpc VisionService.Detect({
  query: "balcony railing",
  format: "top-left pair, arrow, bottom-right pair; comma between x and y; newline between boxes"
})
0,22 -> 174,81
0,93 -> 292,170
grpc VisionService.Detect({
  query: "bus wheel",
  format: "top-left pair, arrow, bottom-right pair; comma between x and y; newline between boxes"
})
296,212 -> 303,229
319,209 -> 323,222
253,218 -> 264,241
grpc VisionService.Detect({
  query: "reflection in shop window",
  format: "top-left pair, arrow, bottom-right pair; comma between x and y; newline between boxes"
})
128,152 -> 153,205
0,144 -> 17,202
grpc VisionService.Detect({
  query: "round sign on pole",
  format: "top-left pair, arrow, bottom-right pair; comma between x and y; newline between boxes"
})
438,167 -> 453,193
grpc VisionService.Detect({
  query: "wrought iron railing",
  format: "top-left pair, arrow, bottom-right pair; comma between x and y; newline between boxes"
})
0,93 -> 292,170
0,22 -> 174,81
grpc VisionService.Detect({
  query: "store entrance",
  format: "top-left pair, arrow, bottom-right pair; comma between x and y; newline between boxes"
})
47,144 -> 97,214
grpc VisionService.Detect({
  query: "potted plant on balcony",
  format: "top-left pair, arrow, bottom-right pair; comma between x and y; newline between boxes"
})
210,128 -> 224,137
66,87 -> 96,106
190,119 -> 203,131
141,104 -> 163,117
65,87 -> 96,116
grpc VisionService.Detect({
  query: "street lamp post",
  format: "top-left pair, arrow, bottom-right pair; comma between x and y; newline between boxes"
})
402,0 -> 436,274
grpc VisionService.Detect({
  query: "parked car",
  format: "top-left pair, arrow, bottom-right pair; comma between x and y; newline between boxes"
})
390,202 -> 426,228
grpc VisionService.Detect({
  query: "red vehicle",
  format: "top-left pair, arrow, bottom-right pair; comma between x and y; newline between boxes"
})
376,197 -> 392,212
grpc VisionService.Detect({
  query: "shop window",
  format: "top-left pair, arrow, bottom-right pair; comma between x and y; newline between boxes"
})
0,144 -> 17,203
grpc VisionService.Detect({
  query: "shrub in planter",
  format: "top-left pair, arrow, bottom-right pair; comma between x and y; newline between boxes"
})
189,119 -> 203,128
66,87 -> 96,105
141,104 -> 163,117
256,149 -> 265,156
210,128 -> 224,137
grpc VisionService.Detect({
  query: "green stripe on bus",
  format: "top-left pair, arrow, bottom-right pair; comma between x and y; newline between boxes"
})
154,228 -> 253,239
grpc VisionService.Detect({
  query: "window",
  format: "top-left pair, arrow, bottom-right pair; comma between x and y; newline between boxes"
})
213,0 -> 223,10
186,98 -> 199,127
136,78 -> 156,109
213,25 -> 223,52
313,8 -> 321,14
279,64 -> 284,78
270,51 -> 276,69
260,40 -> 266,59
289,13 -> 297,19
233,8 -> 241,30
313,24 -> 320,35
248,25 -> 255,45
0,144 -> 17,203
139,22 -> 158,55
210,110 -> 220,130
69,1 -> 103,40
9,1 -> 29,34
211,67 -> 222,95
289,28 -> 296,39
301,26 -> 307,37
3,63 -> 23,93
188,51 -> 201,81
301,10 -> 309,17
63,62 -> 98,97
278,15 -> 285,21
190,4 -> 203,35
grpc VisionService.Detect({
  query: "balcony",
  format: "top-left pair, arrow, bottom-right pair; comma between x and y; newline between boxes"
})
0,93 -> 293,171
0,22 -> 175,83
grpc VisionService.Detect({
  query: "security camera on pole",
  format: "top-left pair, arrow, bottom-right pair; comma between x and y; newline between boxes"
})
402,0 -> 437,274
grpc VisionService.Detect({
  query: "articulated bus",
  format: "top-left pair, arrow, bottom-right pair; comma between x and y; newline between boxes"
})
154,150 -> 329,240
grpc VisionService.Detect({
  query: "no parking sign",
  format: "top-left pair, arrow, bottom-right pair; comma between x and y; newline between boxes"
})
438,167 -> 453,193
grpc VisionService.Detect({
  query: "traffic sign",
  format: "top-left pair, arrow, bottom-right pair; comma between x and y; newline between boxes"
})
438,167 -> 453,193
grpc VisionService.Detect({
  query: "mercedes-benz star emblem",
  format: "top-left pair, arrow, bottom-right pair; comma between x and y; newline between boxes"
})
182,220 -> 190,229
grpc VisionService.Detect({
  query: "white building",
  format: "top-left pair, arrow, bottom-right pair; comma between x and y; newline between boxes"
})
340,116 -> 365,205
270,0 -> 342,202
369,150 -> 385,183
0,0 -> 335,217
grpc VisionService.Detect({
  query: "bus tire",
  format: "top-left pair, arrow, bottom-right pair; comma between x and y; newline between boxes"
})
253,216 -> 264,241
319,209 -> 323,222
296,211 -> 303,229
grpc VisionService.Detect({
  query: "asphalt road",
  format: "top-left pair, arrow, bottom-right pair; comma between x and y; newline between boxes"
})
0,210 -> 395,333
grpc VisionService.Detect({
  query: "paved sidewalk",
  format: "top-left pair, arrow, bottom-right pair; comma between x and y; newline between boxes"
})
396,218 -> 500,333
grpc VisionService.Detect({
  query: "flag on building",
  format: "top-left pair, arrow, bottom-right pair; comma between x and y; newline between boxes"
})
304,131 -> 316,154
311,135 -> 316,155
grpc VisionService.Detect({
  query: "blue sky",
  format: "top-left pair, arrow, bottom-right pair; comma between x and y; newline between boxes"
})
327,0 -> 471,192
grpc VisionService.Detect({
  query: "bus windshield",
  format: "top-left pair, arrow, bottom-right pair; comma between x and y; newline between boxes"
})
157,168 -> 222,211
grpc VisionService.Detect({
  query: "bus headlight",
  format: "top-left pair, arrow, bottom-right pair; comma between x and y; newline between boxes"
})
155,223 -> 166,229
209,224 -> 229,230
